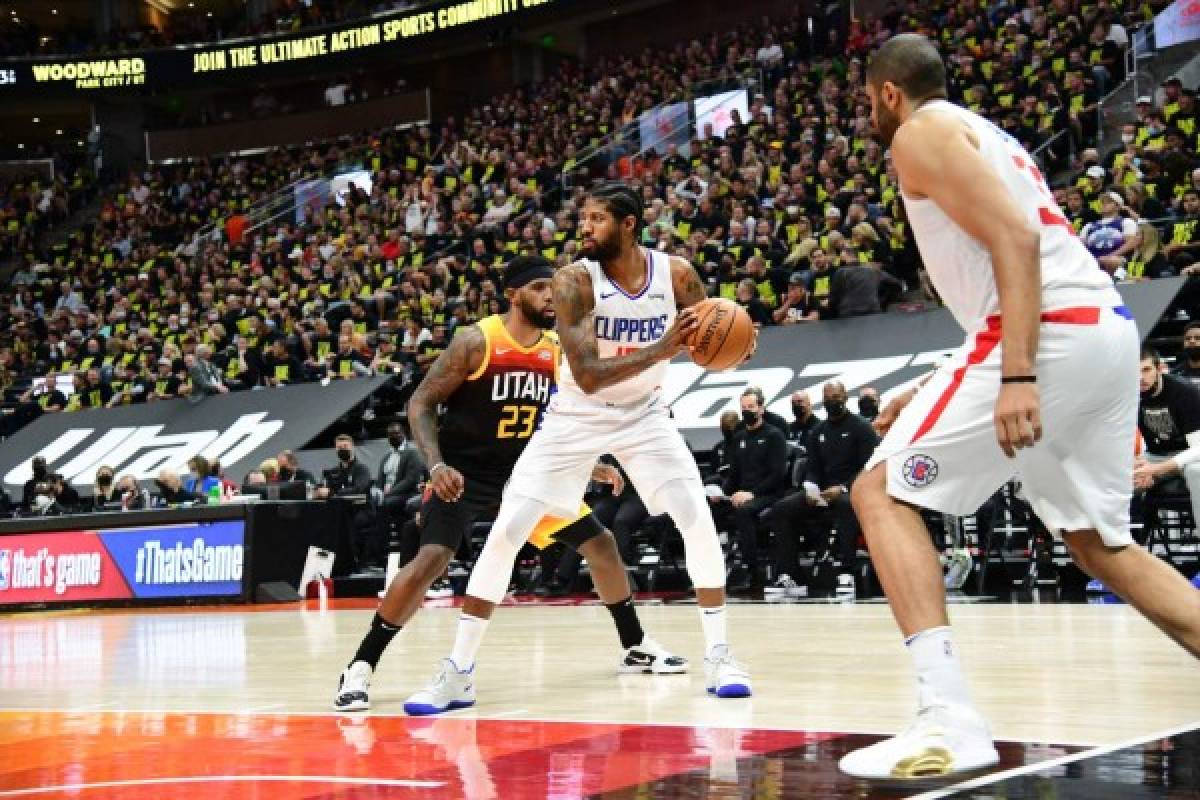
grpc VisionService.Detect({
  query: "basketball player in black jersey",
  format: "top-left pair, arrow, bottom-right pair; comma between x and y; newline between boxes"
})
335,256 -> 685,712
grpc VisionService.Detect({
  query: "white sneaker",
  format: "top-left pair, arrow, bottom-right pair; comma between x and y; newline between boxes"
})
618,636 -> 688,674
838,703 -> 999,779
704,645 -> 752,698
944,549 -> 973,591
425,579 -> 454,599
332,661 -> 373,712
403,658 -> 476,716
764,574 -> 805,598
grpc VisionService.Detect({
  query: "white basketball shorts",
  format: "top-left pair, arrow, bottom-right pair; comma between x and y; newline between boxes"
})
505,393 -> 703,517
866,304 -> 1140,546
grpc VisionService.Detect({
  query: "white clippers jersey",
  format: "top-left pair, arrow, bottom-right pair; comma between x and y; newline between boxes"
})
901,101 -> 1116,332
556,247 -> 675,408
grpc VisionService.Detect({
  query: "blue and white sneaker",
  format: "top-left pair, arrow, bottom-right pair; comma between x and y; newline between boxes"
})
943,549 -> 973,591
1085,578 -> 1107,594
704,645 -> 752,698
403,658 -> 476,716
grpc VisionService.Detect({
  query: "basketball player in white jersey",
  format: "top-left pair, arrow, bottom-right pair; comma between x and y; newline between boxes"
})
839,34 -> 1200,780
403,183 -> 752,715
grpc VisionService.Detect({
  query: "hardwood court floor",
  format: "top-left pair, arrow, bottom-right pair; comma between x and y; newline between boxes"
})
1,600 -> 1198,798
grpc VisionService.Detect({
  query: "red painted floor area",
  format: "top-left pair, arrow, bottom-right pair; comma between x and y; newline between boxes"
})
0,712 -> 834,799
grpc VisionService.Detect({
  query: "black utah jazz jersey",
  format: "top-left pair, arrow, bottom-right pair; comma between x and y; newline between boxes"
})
438,315 -> 558,478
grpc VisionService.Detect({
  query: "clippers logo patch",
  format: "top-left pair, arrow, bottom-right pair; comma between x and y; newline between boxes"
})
902,454 -> 939,488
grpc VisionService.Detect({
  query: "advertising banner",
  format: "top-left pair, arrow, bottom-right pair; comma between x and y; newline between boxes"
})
694,89 -> 749,139
1155,0 -> 1200,49
0,376 -> 389,495
0,0 -> 571,95
0,519 -> 246,606
664,278 -> 1185,449
638,101 -> 691,157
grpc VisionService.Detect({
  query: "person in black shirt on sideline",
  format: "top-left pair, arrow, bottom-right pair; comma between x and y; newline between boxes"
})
736,386 -> 789,438
1135,349 -> 1200,517
857,386 -> 881,422
318,433 -> 377,568
1173,322 -> 1200,390
317,434 -> 373,498
706,411 -> 742,485
22,456 -> 49,511
767,381 -> 879,587
712,388 -> 789,589
789,391 -> 820,442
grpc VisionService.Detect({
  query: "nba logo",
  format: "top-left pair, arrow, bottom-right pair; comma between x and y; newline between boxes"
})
0,550 -> 9,591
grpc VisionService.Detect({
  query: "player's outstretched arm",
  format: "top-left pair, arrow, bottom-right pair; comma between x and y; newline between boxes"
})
554,262 -> 698,395
407,325 -> 484,501
893,114 -> 1043,456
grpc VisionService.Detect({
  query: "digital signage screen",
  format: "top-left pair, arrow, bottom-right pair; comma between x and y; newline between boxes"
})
0,519 -> 247,606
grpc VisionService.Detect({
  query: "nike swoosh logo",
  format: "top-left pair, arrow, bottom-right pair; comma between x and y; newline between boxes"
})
625,653 -> 654,665
599,291 -> 618,299
495,349 -> 512,355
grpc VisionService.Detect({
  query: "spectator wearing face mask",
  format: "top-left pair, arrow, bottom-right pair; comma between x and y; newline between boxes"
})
276,449 -> 317,486
785,391 -> 818,442
49,473 -> 81,513
1174,323 -> 1200,389
22,456 -> 49,512
857,387 -> 881,422
92,466 -> 119,510
712,388 -> 790,590
316,434 -> 372,499
766,381 -> 879,588
738,386 -> 789,438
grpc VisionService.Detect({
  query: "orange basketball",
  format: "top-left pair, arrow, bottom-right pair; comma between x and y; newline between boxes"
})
688,297 -> 755,371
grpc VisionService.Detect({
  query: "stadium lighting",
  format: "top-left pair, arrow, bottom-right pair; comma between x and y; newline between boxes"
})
55,129 -> 62,135
31,117 -> 39,123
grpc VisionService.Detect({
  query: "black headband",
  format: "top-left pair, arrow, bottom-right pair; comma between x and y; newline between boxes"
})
503,256 -> 555,290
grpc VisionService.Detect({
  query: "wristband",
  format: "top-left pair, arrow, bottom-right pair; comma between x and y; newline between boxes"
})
1001,375 -> 1037,384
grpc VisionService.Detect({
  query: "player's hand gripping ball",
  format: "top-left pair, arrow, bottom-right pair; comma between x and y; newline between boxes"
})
686,298 -> 757,371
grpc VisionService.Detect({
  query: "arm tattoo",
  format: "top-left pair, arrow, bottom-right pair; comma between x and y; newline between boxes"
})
555,263 -> 669,394
407,325 -> 484,468
670,257 -> 708,308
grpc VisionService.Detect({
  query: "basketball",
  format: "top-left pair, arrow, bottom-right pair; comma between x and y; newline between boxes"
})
688,298 -> 755,371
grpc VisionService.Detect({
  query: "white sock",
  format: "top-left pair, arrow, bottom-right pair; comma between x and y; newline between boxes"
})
699,604 -> 728,655
906,626 -> 972,709
449,613 -> 489,671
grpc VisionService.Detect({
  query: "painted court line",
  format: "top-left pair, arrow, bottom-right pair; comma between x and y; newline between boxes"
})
0,707 -> 1110,748
0,775 -> 445,797
910,719 -> 1200,800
